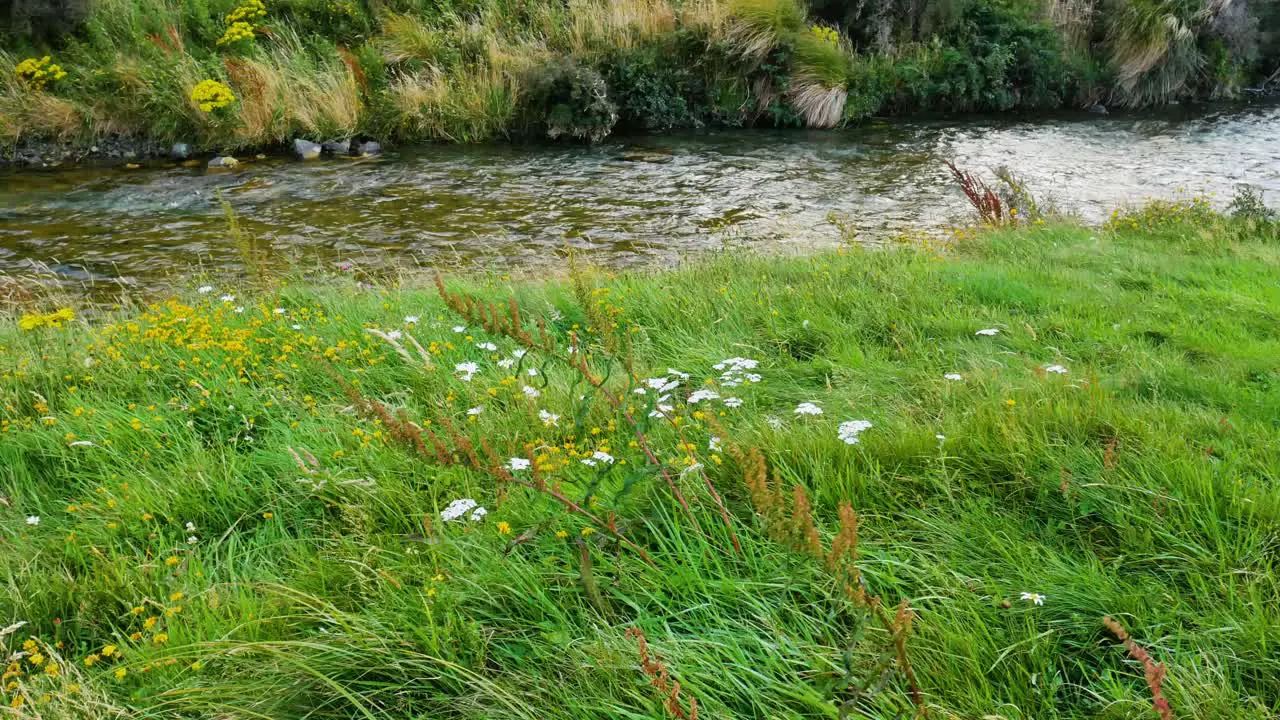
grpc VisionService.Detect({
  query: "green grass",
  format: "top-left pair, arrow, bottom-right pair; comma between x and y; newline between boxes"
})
2,209 -> 1279,717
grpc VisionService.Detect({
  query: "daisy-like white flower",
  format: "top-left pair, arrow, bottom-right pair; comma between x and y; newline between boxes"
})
724,397 -> 743,408
522,385 -> 541,398
837,420 -> 872,445
273,308 -> 286,315
498,358 -> 516,369
452,326 -> 466,333
1019,592 -> 1046,606
508,457 -> 531,471
469,506 -> 487,521
794,402 -> 823,416
582,451 -> 616,467
936,434 -> 946,443
765,415 -> 783,429
1044,364 -> 1068,374
404,315 -> 420,324
512,349 -> 527,358
944,373 -> 964,381
185,522 -> 197,532
197,285 -> 214,294
688,389 -> 720,404
467,406 -> 484,416
291,324 -> 303,331
187,536 -> 199,544
975,328 -> 1000,336
234,307 -> 245,314
539,410 -> 560,427
455,362 -> 479,382
527,368 -> 539,376
709,436 -> 722,451
476,342 -> 498,352
219,294 -> 235,303
26,516 -> 40,526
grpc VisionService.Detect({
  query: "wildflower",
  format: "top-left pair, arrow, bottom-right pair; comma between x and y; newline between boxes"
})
764,414 -> 783,429
539,410 -> 560,427
498,358 -> 516,369
165,556 -> 179,567
522,385 -> 541,398
581,527 -> 596,537
975,328 -> 1000,336
1044,364 -> 1068,374
102,645 -> 117,658
197,286 -> 214,294
190,661 -> 203,671
26,516 -> 40,526
219,294 -> 235,303
944,373 -> 963,381
273,308 -> 286,315
404,316 -> 420,324
440,498 -> 487,523
688,389 -> 719,404
170,592 -> 184,602
114,668 -> 127,680
185,522 -> 197,532
84,654 -> 100,667
476,342 -> 498,352
187,536 -> 198,544
632,387 -> 647,395
837,420 -> 872,445
496,521 -> 511,535
452,326 -> 466,333
262,512 -> 273,519
153,633 -> 169,645
234,306 -> 245,313
1005,399 -> 1016,407
724,397 -> 743,408
648,404 -> 674,418
455,362 -> 479,382
386,330 -> 403,340
581,451 -> 615,467
794,402 -> 823,416
526,367 -> 538,376
645,377 -> 679,392
555,529 -> 568,539
1019,592 -> 1045,606
291,324 -> 303,330
709,435 -> 722,451
144,617 -> 158,629
467,406 -> 484,416
508,457 -> 531,471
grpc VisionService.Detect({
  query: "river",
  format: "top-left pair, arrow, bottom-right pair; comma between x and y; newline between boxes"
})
1,101 -> 1277,290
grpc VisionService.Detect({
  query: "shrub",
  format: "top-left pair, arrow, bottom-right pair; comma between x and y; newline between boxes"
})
603,35 -> 712,131
521,59 -> 617,142
2,0 -> 91,40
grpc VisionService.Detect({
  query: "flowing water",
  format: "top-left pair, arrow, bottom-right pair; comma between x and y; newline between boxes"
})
1,101 -> 1277,290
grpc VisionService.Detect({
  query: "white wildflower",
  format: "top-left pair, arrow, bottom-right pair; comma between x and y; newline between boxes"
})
633,387 -> 647,395
469,506 -> 487,521
709,436 -> 722,451
765,414 -> 783,429
455,362 -> 479,382
476,342 -> 498,352
1019,592 -> 1045,606
219,294 -> 235,303
944,373 -> 964,381
527,367 -> 538,376
273,308 -> 286,315
197,285 -> 214,294
539,409 -> 560,427
724,397 -> 743,408
522,385 -> 541,398
185,522 -> 197,532
453,326 -> 466,333
441,498 -> 481,522
837,420 -> 873,445
688,389 -> 720,404
1044,364 -> 1068,374
582,451 -> 615,466
508,457 -> 531,471
187,536 -> 199,544
291,324 -> 302,330
666,369 -> 690,380
794,402 -> 823,416
498,358 -> 516,369
26,516 -> 40,526
467,406 -> 484,416
404,315 -> 420,324
68,440 -> 95,447
512,349 -> 527,358
234,306 -> 245,314
975,328 -> 1000,336
649,404 -> 674,418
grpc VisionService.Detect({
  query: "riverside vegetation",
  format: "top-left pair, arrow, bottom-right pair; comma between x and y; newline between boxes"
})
2,190 -> 1279,717
2,0 -> 1279,154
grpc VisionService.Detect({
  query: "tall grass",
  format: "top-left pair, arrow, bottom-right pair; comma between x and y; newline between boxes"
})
1106,0 -> 1207,106
724,0 -> 807,60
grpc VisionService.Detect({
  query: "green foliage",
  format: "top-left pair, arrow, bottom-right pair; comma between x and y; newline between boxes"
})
522,59 -> 617,142
1,0 -> 91,41
603,38 -> 708,131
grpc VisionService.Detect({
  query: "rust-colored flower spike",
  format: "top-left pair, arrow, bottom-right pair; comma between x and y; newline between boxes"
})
1103,616 -> 1174,720
624,627 -> 698,720
790,485 -> 824,562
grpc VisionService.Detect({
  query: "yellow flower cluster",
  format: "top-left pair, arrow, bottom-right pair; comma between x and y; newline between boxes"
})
219,0 -> 266,45
809,24 -> 840,46
190,79 -> 236,112
18,308 -> 74,332
14,56 -> 67,90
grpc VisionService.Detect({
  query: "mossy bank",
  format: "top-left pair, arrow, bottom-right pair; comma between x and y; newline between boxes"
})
2,200 -> 1279,716
3,0 -> 1279,165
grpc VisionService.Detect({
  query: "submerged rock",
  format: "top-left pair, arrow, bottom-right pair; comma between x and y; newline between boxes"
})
208,156 -> 239,170
294,138 -> 322,160
170,142 -> 193,160
322,139 -> 351,156
1086,103 -> 1108,115
355,140 -> 382,157
620,148 -> 674,164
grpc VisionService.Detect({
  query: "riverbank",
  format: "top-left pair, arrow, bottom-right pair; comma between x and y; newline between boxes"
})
3,203 -> 1278,716
3,0 -> 1278,164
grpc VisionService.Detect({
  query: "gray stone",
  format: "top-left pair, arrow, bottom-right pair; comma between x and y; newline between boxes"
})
355,140 -> 382,157
1086,103 -> 1108,115
620,149 -> 673,164
208,156 -> 239,170
294,138 -> 323,161
322,139 -> 350,156
170,142 -> 193,160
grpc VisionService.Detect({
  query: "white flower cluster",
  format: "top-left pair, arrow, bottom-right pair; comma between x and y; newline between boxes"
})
441,498 -> 488,523
794,402 -> 823,416
714,357 -> 761,387
837,420 -> 873,445
582,451 -> 615,467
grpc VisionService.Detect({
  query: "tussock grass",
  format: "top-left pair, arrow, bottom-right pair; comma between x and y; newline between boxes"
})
2,208 -> 1279,716
392,65 -> 520,142
725,0 -> 807,60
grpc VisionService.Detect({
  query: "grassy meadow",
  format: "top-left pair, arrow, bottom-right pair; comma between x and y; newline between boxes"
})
2,0 -> 1278,153
2,199 -> 1279,717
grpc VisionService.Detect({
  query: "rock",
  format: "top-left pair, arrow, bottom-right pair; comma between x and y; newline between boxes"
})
50,263 -> 116,282
620,149 -> 674,164
294,138 -> 322,160
208,156 -> 239,170
322,139 -> 350,156
124,163 -> 141,170
1086,103 -> 1108,115
181,159 -> 203,168
170,143 -> 193,160
355,140 -> 382,157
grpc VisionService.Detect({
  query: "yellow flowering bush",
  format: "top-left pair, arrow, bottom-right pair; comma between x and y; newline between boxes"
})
808,24 -> 839,46
18,308 -> 74,331
190,79 -> 237,112
218,0 -> 266,45
14,56 -> 67,90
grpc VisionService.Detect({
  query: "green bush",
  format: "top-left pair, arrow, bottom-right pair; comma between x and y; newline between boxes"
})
521,59 -> 618,143
604,40 -> 706,131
